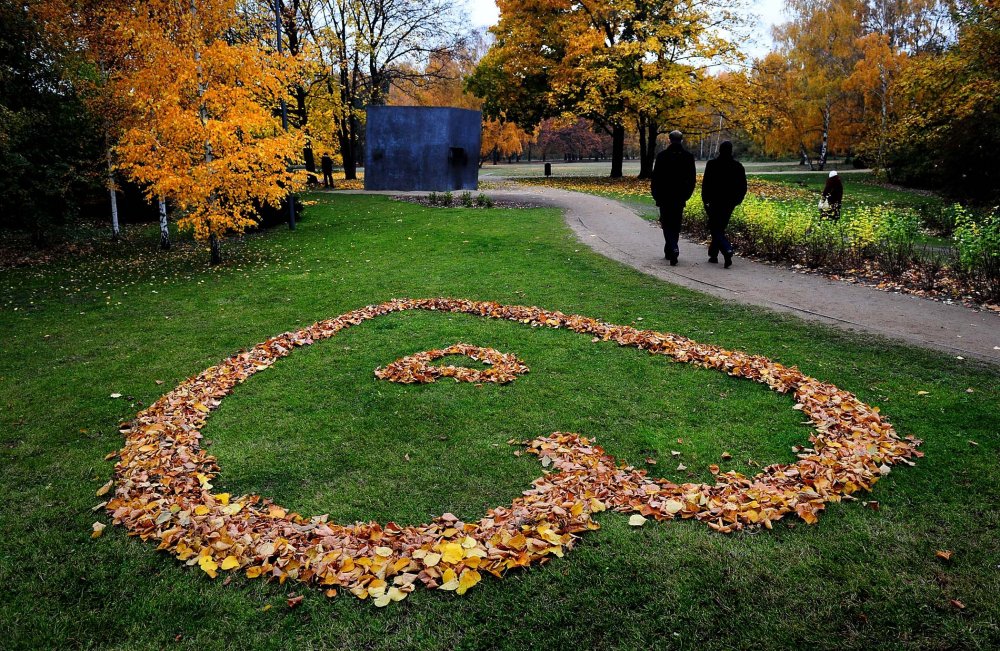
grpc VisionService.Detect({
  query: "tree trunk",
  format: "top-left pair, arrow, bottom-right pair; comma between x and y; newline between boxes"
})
638,119 -> 657,179
106,149 -> 120,241
818,105 -> 831,170
638,119 -> 648,177
799,144 -> 815,171
877,64 -> 889,170
209,234 -> 222,266
158,197 -> 170,250
610,123 -> 625,178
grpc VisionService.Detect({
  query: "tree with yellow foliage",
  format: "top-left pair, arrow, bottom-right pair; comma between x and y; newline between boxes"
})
110,0 -> 304,265
469,0 -> 746,178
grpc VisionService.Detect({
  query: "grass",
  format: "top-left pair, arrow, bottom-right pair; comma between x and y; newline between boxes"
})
1,194 -> 999,650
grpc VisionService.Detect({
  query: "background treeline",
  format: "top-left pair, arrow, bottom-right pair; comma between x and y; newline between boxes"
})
1,0 -> 997,261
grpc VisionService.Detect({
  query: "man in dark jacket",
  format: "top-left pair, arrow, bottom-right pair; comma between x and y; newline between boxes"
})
821,171 -> 843,220
701,140 -> 747,268
650,130 -> 696,265
321,153 -> 334,188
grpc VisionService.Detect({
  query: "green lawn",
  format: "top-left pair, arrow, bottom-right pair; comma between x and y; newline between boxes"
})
1,194 -> 998,650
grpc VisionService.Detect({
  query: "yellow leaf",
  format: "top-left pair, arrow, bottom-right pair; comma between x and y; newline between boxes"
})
456,569 -> 481,595
216,493 -> 230,505
460,536 -> 477,549
423,552 -> 441,567
439,568 -> 459,591
199,555 -> 218,578
374,546 -> 393,557
663,499 -> 684,515
628,514 -> 647,527
194,505 -> 210,516
440,543 -> 464,564
246,566 -> 263,579
91,521 -> 106,538
221,555 -> 239,570
368,578 -> 387,597
96,480 -> 113,497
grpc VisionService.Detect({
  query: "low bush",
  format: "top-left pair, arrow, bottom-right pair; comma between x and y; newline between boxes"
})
952,205 -> 1000,301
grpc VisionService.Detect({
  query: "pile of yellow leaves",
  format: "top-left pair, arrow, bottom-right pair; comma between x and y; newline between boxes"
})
102,298 -> 921,606
374,343 -> 529,385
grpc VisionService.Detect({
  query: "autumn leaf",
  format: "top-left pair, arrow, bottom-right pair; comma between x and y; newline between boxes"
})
198,554 -> 218,579
91,522 -> 106,538
439,568 -> 460,591
440,543 -> 464,564
456,570 -> 481,595
221,555 -> 240,570
935,550 -> 953,562
628,514 -> 647,527
96,480 -> 113,497
287,594 -> 304,609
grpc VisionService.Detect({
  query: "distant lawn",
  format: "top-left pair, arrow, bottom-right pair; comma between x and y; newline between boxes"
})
1,194 -> 998,650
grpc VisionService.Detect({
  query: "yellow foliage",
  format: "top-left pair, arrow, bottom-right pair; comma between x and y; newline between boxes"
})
109,0 -> 305,244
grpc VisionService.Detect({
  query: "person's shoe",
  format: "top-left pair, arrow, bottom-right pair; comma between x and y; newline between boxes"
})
669,253 -> 679,266
708,256 -> 718,264
723,251 -> 733,268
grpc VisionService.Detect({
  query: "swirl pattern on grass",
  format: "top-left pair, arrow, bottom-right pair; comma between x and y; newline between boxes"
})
103,298 -> 922,606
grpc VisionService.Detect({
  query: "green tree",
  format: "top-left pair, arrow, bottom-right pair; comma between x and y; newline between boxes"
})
0,0 -> 103,246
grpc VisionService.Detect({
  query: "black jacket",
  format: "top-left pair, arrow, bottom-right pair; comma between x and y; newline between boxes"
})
822,175 -> 843,204
701,154 -> 747,210
321,155 -> 334,174
651,143 -> 696,207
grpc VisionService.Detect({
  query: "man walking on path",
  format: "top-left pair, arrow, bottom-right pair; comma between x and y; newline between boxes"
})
701,140 -> 747,268
651,130 -> 696,266
321,153 -> 335,188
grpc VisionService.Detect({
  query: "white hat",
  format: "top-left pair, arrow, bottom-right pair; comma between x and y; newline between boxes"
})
829,171 -> 838,177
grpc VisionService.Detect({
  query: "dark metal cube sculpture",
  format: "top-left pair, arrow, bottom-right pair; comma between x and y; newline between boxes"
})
364,106 -> 482,191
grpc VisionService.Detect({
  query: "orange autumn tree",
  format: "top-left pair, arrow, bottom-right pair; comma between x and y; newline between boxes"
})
113,0 -> 304,264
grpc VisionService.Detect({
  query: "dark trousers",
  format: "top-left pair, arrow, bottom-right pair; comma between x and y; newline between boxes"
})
659,203 -> 684,257
323,171 -> 334,187
706,204 -> 734,257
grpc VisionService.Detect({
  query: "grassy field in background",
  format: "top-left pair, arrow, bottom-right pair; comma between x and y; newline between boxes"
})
1,193 -> 997,650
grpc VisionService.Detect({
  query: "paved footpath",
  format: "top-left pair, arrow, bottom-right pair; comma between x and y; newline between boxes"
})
483,185 -> 1000,365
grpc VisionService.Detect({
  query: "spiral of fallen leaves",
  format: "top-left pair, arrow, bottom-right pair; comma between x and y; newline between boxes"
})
101,298 -> 922,606
374,343 -> 529,385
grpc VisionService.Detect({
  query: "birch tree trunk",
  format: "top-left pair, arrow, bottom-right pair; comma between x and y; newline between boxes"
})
106,148 -> 120,241
818,104 -> 831,170
158,196 -> 170,250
